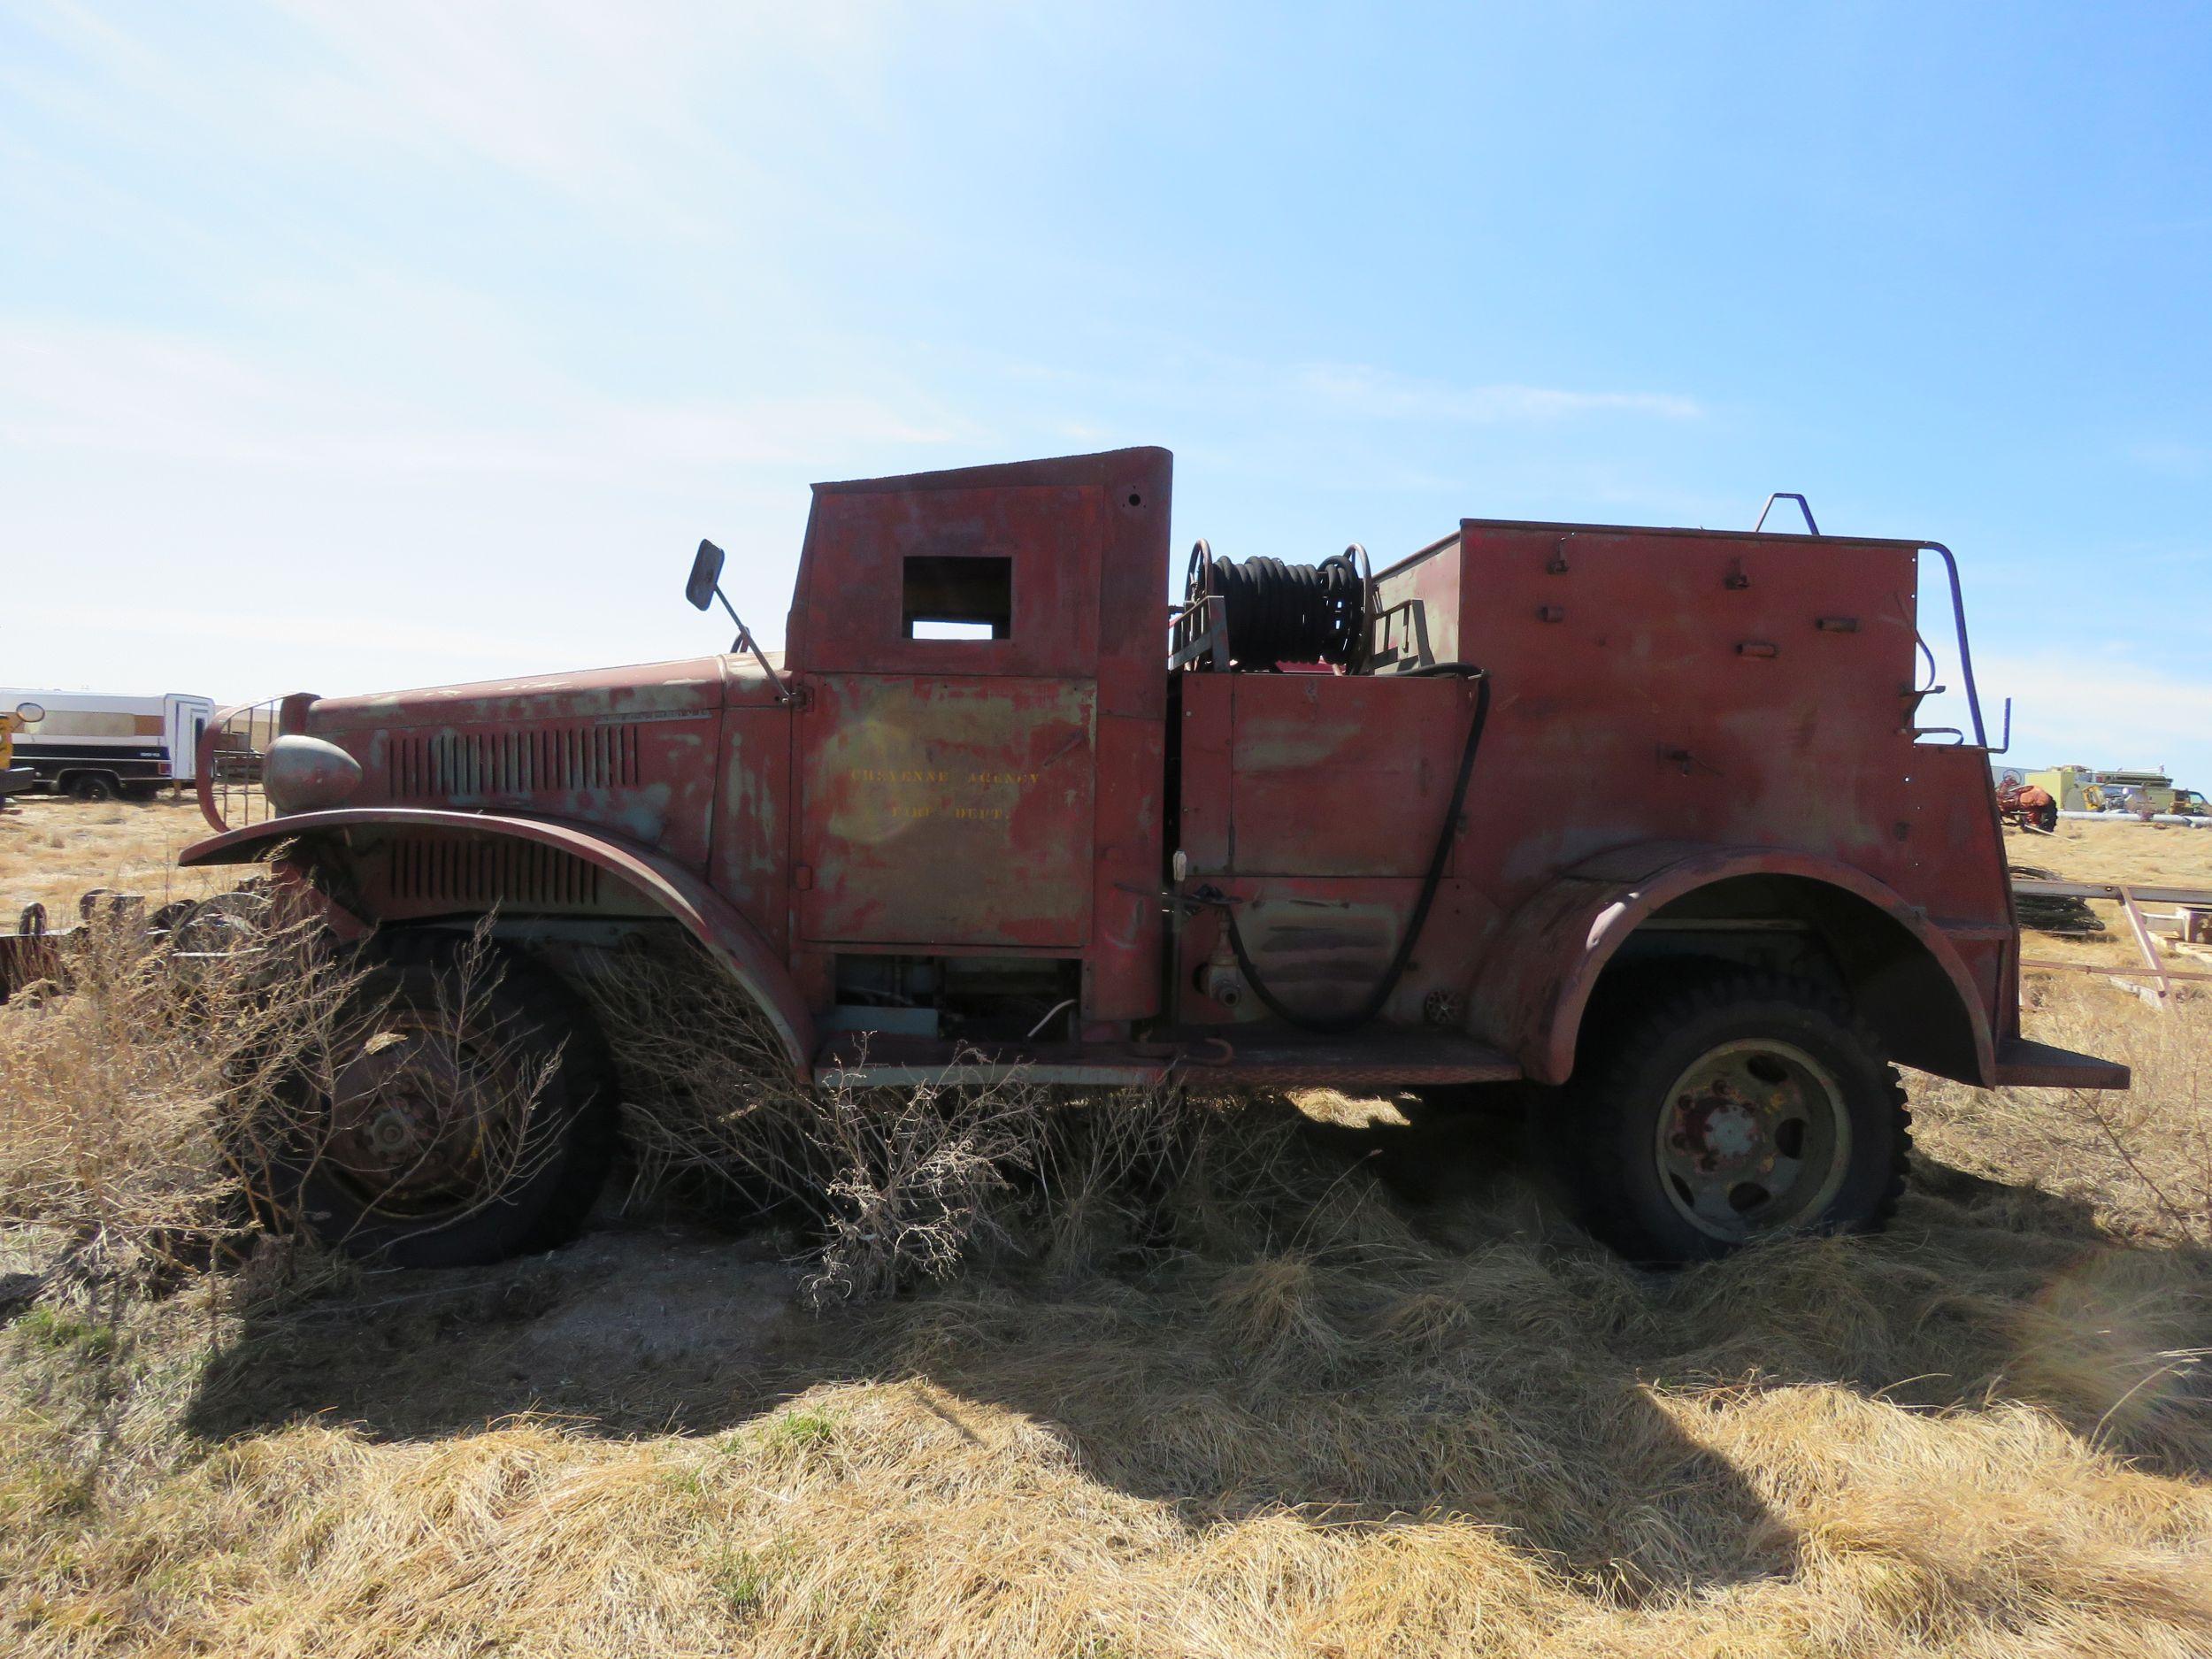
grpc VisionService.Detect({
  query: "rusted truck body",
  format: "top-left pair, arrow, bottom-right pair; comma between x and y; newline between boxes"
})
178,447 -> 2125,1266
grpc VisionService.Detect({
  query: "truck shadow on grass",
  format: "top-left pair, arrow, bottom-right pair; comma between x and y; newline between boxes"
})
181,1094 -> 2212,1602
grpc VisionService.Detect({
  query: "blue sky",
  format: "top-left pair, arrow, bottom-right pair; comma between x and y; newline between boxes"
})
4,2 -> 2209,780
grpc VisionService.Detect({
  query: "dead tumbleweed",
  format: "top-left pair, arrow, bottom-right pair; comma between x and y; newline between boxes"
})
583,939 -> 1287,1307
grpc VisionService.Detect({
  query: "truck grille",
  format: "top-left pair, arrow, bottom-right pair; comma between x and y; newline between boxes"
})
388,725 -> 641,800
383,836 -> 603,909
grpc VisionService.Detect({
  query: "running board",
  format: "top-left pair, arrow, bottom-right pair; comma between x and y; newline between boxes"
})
810,1030 -> 1523,1092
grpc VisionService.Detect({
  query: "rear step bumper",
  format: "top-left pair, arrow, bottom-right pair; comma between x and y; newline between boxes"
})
1993,1037 -> 2131,1090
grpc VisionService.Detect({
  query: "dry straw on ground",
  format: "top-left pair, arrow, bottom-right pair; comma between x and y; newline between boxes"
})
0,795 -> 234,921
0,899 -> 357,1289
2,803 -> 2210,1656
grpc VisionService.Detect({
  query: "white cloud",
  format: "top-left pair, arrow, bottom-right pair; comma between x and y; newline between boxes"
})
1294,363 -> 1703,424
1976,649 -> 2212,781
257,0 -> 947,214
265,0 -> 725,200
0,322 -> 976,479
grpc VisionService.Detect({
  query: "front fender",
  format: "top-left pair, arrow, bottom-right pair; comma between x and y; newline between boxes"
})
1470,841 -> 1998,1087
180,807 -> 817,1079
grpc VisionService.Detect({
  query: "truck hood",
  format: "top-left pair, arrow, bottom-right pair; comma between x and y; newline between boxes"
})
307,654 -> 781,735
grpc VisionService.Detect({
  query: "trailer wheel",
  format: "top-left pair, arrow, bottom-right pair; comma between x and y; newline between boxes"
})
268,932 -> 617,1268
2035,800 -> 2058,833
67,772 -> 118,802
1540,973 -> 1909,1264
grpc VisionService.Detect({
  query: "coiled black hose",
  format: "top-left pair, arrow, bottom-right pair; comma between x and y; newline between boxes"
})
1196,547 -> 1368,668
1217,664 -> 1489,1033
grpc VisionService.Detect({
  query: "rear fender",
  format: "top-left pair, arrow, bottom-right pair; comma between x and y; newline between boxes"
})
180,807 -> 816,1078
1471,841 -> 1998,1087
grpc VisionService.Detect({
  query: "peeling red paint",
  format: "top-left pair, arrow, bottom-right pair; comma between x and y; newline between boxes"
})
179,447 -> 2118,1093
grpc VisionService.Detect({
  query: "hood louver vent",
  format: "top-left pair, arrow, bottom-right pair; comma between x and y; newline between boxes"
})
384,836 -> 602,910
389,725 -> 641,801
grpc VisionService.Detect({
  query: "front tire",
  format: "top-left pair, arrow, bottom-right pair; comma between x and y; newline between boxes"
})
272,932 -> 617,1268
1539,973 -> 1909,1263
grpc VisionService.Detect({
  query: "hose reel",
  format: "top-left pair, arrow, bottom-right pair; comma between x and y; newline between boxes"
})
1180,540 -> 1371,671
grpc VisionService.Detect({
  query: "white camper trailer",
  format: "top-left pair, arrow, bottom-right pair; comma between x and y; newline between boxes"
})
0,689 -> 217,800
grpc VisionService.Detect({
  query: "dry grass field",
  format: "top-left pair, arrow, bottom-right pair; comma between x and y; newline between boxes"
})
2005,815 -> 2212,979
2025,815 -> 2212,889
3,804 -> 2210,1656
0,795 -> 238,920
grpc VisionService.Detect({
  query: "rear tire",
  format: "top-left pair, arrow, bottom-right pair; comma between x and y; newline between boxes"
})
269,932 -> 617,1268
67,772 -> 118,802
1537,972 -> 1909,1264
2035,801 -> 2058,833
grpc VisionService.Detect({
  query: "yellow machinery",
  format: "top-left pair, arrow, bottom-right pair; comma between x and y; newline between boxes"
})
2027,765 -> 2176,813
1,700 -> 41,800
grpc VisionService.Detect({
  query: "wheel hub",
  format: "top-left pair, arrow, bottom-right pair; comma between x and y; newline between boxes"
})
1670,1092 -> 1772,1174
1654,1038 -> 1852,1241
326,1021 -> 512,1215
368,1105 -> 425,1156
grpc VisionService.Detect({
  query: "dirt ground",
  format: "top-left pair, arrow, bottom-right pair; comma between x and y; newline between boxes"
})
4,799 -> 2209,1656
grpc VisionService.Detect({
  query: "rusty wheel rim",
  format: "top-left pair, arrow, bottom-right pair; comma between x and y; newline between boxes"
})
324,1011 -> 527,1219
1654,1039 -> 1850,1242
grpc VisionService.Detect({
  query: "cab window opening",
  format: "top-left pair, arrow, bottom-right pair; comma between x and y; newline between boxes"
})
903,555 -> 1012,641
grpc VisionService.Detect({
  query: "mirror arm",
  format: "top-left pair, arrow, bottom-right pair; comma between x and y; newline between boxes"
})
713,588 -> 797,703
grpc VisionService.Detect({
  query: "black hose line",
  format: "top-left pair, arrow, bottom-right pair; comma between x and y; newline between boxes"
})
1204,550 -> 1367,668
1218,666 -> 1491,1033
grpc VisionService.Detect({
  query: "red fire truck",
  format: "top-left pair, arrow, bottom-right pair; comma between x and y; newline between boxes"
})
178,448 -> 2125,1267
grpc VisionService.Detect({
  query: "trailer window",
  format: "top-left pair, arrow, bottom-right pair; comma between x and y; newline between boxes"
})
24,711 -> 154,738
903,555 -> 1012,641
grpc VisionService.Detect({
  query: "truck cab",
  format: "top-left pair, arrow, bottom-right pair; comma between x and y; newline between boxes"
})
180,447 -> 2126,1269
775,449 -> 1169,1046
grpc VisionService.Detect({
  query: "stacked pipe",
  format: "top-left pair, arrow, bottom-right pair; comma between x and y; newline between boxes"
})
2008,864 -> 2105,937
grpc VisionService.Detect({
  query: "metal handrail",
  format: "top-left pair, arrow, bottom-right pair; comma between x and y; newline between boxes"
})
1917,541 -> 1988,749
1754,492 -> 1821,534
1750,492 -> 1991,751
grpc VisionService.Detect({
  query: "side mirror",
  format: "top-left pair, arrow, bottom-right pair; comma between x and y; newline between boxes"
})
686,539 -> 726,611
14,702 -> 44,724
